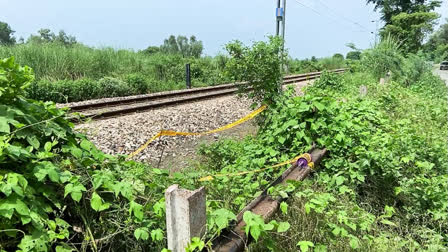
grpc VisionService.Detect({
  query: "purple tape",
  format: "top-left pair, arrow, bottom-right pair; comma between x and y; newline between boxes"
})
296,158 -> 308,168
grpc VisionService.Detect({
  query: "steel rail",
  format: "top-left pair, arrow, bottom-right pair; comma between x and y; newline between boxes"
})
70,69 -> 345,121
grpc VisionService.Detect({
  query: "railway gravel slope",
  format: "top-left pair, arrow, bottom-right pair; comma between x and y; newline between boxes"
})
77,80 -> 312,169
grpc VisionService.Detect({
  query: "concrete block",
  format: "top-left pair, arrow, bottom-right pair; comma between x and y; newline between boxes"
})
359,85 -> 368,96
166,185 -> 206,252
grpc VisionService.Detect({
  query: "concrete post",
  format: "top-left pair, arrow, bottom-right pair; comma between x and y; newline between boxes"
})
165,185 -> 206,252
359,85 -> 368,97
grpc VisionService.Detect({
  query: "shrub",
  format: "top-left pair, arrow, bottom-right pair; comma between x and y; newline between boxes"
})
98,77 -> 134,97
346,51 -> 361,60
360,35 -> 404,80
313,70 -> 344,91
224,36 -> 287,106
124,73 -> 148,94
26,78 -> 100,103
0,57 -> 172,251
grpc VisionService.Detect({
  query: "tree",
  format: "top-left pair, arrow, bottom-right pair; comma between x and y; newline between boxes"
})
346,51 -> 362,60
333,53 -> 344,60
366,0 -> 441,24
424,18 -> 448,61
54,30 -> 77,45
141,46 -> 160,55
381,12 -> 438,53
161,35 -> 180,54
224,36 -> 287,106
0,21 -> 16,45
345,42 -> 359,51
189,35 -> 203,58
160,35 -> 203,58
27,28 -> 76,45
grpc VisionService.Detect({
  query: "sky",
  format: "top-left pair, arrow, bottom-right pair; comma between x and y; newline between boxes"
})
0,0 -> 447,59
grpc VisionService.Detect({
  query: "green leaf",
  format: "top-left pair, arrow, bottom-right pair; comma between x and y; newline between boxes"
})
129,201 -> 144,221
151,228 -> 164,241
0,117 -> 10,133
277,222 -> 290,232
90,192 -> 110,212
210,208 -> 236,231
26,136 -> 40,149
56,245 -> 74,252
314,102 -> 325,111
249,225 -> 261,241
71,148 -> 82,159
80,139 -> 92,151
332,226 -> 341,236
296,241 -> 314,252
349,237 -> 359,249
134,227 -> 149,240
64,182 -> 86,202
335,176 -> 345,186
280,201 -> 288,214
44,142 -> 52,152
278,136 -> 286,144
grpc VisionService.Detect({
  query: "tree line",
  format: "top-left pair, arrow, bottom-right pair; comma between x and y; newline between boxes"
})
0,23 -> 204,58
367,0 -> 447,59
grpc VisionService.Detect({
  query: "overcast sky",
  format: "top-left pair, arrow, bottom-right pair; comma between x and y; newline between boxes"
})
1,0 -> 447,58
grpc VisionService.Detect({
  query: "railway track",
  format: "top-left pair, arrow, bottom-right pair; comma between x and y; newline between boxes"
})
68,69 -> 345,120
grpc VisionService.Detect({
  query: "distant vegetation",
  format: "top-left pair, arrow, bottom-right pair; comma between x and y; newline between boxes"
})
367,0 -> 447,59
0,25 -> 346,103
424,18 -> 448,62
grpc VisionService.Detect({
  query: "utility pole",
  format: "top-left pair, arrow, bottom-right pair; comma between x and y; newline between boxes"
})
371,20 -> 379,45
275,0 -> 287,89
275,0 -> 286,41
281,0 -> 286,48
276,0 -> 281,36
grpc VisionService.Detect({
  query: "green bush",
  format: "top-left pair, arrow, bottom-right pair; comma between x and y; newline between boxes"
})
312,70 -> 344,90
98,77 -> 134,98
124,73 -> 148,94
0,57 -> 303,251
27,78 -> 100,103
360,35 -> 404,80
200,60 -> 447,250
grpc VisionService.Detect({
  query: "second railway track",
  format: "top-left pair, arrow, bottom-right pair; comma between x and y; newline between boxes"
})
67,69 -> 345,120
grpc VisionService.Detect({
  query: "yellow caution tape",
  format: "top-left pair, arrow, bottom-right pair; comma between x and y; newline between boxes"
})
127,105 -> 267,159
198,153 -> 313,182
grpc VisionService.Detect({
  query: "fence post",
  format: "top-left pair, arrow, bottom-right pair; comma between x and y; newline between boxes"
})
165,184 -> 206,252
186,63 -> 191,89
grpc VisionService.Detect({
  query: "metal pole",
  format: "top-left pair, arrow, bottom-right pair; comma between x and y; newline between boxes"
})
281,0 -> 287,73
276,0 -> 281,36
185,63 -> 191,89
281,0 -> 286,43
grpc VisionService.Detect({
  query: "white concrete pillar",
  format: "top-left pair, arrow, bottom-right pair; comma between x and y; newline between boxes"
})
165,185 -> 206,252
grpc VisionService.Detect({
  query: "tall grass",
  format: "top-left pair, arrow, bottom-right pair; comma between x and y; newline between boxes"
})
0,43 -> 231,102
0,43 -> 168,80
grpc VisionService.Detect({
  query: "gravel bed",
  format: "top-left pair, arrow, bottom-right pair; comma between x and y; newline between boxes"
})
76,95 -> 252,165
76,80 -> 313,169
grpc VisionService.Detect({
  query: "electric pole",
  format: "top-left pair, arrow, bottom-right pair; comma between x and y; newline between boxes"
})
275,0 -> 286,41
276,0 -> 281,36
281,0 -> 286,48
275,0 -> 287,88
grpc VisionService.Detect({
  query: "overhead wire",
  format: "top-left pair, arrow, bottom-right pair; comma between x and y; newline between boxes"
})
293,0 -> 372,34
314,0 -> 372,32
